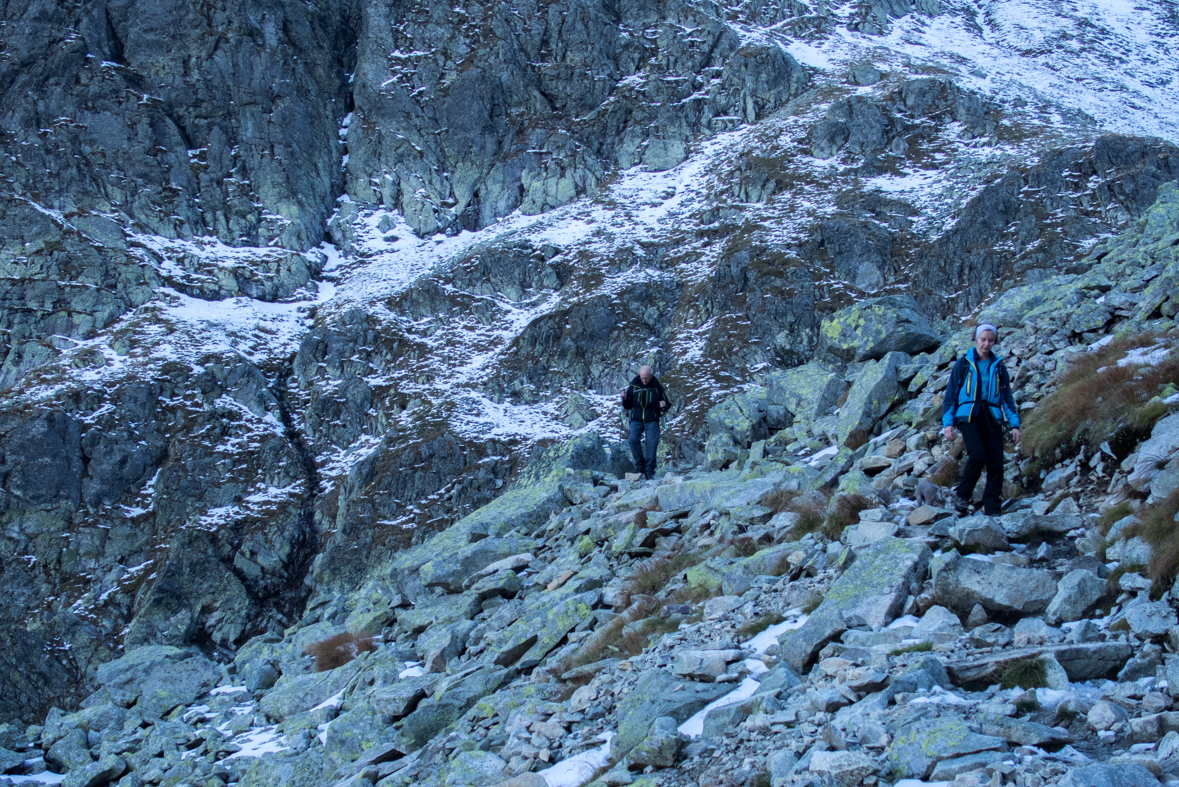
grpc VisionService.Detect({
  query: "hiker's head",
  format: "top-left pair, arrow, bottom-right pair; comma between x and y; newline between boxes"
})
639,365 -> 654,385
973,323 -> 997,356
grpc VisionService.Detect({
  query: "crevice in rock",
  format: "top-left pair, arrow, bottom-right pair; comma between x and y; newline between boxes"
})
268,354 -> 322,625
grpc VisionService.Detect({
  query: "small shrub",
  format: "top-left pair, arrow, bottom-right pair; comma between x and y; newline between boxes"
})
725,535 -> 762,558
997,658 -> 1048,690
738,611 -> 786,639
1053,704 -> 1079,726
1014,693 -> 1042,715
889,640 -> 934,656
1020,330 -> 1179,477
305,632 -> 376,672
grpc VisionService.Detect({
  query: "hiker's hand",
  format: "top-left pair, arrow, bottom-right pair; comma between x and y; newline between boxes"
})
619,389 -> 626,402
942,426 -> 954,441
659,400 -> 667,409
1011,428 -> 1021,445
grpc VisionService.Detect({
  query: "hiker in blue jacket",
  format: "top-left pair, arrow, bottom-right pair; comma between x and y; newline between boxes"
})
620,365 -> 670,480
941,324 -> 1021,516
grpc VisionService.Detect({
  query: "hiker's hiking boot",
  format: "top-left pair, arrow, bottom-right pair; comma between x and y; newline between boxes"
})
948,490 -> 970,517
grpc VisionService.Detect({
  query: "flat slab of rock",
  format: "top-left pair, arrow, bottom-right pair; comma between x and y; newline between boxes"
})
1060,763 -> 1161,787
809,750 -> 876,787
999,512 -> 1081,539
887,716 -> 1006,779
945,642 -> 1133,685
932,552 -> 1057,615
780,537 -> 930,672
614,670 -> 731,757
672,650 -> 745,682
980,714 -> 1072,747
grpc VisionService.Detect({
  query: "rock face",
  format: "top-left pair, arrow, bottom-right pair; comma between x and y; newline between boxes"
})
347,0 -> 809,235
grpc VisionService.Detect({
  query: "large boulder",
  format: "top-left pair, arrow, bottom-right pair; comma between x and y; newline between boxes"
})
819,295 -> 942,362
835,352 -> 909,445
94,646 -> 219,722
780,537 -> 931,672
1046,570 -> 1106,625
932,552 -> 1058,615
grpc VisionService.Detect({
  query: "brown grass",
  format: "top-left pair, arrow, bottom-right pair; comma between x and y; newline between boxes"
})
562,596 -> 661,671
997,658 -> 1048,690
823,493 -> 875,539
305,632 -> 377,672
622,549 -> 702,597
1135,489 -> 1179,589
1020,330 -> 1178,477
781,492 -> 829,537
759,487 -> 800,514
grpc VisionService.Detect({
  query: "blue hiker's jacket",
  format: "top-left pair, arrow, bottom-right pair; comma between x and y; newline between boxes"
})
942,349 -> 1020,429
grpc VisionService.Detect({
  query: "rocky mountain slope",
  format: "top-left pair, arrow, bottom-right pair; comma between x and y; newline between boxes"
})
2,0 -> 1179,784
4,180 -> 1179,787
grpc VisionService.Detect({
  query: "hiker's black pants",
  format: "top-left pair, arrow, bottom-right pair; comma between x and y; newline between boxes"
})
955,417 -> 1006,516
629,420 -> 660,479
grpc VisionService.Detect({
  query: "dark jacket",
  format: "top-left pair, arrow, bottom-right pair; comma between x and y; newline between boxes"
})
942,349 -> 1020,429
622,375 -> 669,423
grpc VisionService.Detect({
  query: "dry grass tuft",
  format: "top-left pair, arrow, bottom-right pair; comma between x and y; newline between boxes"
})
622,549 -> 701,597
997,657 -> 1048,690
1136,489 -> 1179,589
1097,501 -> 1134,535
1020,330 -> 1179,477
782,492 -> 829,537
823,493 -> 874,539
305,632 -> 377,672
759,487 -> 800,514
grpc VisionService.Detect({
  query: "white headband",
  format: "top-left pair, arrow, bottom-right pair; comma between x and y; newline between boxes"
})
974,323 -> 998,340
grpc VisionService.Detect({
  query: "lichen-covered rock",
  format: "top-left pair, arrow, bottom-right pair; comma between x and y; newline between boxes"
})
819,295 -> 942,362
398,667 -> 514,749
628,717 -> 686,769
94,646 -> 219,722
236,749 -> 326,787
887,715 -> 1006,779
809,750 -> 876,787
61,754 -> 126,787
780,537 -> 931,671
835,352 -> 909,445
614,670 -> 731,758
